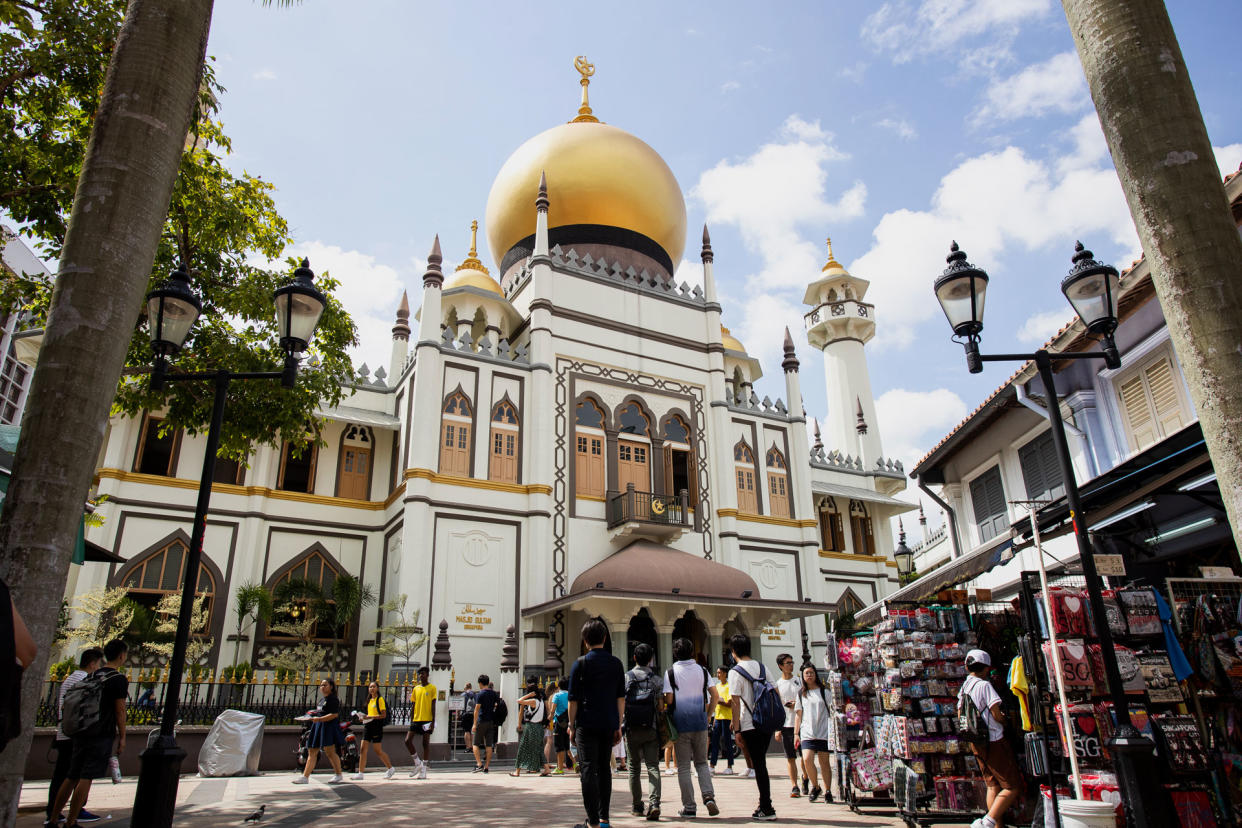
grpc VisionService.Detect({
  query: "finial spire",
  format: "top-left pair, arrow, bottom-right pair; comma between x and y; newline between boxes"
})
571,56 -> 600,123
855,396 -> 868,435
455,221 -> 490,274
700,224 -> 714,264
536,170 -> 549,213
392,290 -> 411,341
918,500 -> 927,526
822,237 -> 843,272
812,418 -> 823,450
781,326 -> 800,373
423,235 -> 444,288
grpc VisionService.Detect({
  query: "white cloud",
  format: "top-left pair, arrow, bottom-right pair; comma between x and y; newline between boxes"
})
720,80 -> 741,93
838,62 -> 867,83
874,388 -> 969,473
288,241 -> 409,376
719,287 -> 806,390
1017,308 -> 1070,346
974,52 -> 1088,123
863,0 -> 1052,68
876,117 -> 918,141
673,258 -> 704,290
852,133 -> 1140,348
252,68 -> 277,81
1216,143 -> 1242,178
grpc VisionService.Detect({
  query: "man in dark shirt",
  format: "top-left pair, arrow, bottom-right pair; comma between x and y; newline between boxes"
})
50,638 -> 128,828
471,673 -> 500,773
568,617 -> 625,828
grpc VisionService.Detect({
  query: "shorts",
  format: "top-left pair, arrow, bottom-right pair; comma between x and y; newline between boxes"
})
462,712 -> 474,730
67,735 -> 113,780
408,720 -> 432,735
363,721 -> 385,743
972,739 -> 1023,792
780,727 -> 797,759
475,721 -> 497,748
554,723 -> 570,752
800,738 -> 830,754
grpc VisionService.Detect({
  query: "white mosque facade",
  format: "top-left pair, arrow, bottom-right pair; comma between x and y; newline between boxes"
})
69,66 -> 912,693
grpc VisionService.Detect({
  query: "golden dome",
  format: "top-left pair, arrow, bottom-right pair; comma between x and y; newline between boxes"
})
444,220 -> 504,297
721,326 -> 747,354
821,237 -> 849,276
485,60 -> 686,274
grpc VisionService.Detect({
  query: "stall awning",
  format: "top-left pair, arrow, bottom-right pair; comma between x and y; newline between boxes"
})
811,480 -> 917,511
854,537 -> 1014,627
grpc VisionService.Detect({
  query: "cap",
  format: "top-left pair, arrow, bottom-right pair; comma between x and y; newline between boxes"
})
965,649 -> 992,667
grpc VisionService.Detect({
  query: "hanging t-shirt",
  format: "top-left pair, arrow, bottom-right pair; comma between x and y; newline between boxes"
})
1043,640 -> 1093,687
1007,655 -> 1032,732
1050,588 -> 1091,636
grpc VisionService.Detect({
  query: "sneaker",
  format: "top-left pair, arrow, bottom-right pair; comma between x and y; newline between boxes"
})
77,812 -> 105,824
822,791 -> 834,803
752,807 -> 777,821
482,767 -> 489,773
801,777 -> 810,796
418,763 -> 428,780
552,768 -> 565,775
809,787 -> 822,803
676,809 -> 697,819
647,805 -> 661,821
662,768 -> 676,776
705,799 -> 720,817
350,773 -> 364,780
631,805 -> 646,817
291,776 -> 308,784
720,767 -> 736,775
746,768 -> 756,778
385,767 -> 397,779
791,786 -> 801,798
328,774 -> 344,784
472,765 -> 484,773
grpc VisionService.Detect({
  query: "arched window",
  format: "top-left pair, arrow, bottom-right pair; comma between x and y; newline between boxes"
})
337,423 -> 372,500
734,439 -> 757,513
819,497 -> 845,552
849,499 -> 874,556
660,415 -> 695,506
119,536 -> 216,625
575,399 -> 606,497
836,590 -> 864,629
133,414 -> 182,477
440,389 -> 473,477
615,403 -> 651,492
766,445 -> 790,518
489,397 -> 520,484
269,549 -> 341,641
277,439 -> 317,493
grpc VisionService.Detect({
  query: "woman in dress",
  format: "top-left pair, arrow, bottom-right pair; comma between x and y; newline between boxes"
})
353,681 -> 396,780
511,682 -> 551,776
293,678 -> 346,784
794,665 -> 834,803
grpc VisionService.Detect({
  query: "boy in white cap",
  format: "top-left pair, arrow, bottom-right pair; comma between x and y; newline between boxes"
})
959,649 -> 1022,828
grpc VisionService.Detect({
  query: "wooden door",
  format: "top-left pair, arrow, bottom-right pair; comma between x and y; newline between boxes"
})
439,421 -> 471,476
339,446 -> 370,499
768,472 -> 789,518
617,440 -> 650,491
575,432 -> 605,496
735,467 -> 757,513
489,428 -> 518,483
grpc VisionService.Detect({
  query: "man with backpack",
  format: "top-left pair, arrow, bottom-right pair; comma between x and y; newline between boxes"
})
471,673 -> 500,773
567,617 -> 625,828
959,650 -> 1022,828
46,648 -> 104,826
623,643 -> 663,820
728,632 -> 779,821
664,638 -> 719,819
49,639 -> 128,828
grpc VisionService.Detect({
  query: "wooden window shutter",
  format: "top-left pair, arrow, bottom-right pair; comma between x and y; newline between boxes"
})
970,466 -> 1007,542
1146,356 -> 1186,437
1119,372 -> 1158,451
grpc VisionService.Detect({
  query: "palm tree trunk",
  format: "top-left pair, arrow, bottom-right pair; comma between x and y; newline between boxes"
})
1062,0 -> 1242,550
0,2 -> 214,821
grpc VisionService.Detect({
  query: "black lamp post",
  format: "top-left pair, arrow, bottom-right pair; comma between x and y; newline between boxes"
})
934,242 -> 1165,825
894,519 -> 914,584
132,259 -> 326,828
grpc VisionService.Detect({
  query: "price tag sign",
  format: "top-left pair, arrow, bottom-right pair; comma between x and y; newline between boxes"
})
1200,566 -> 1235,579
1094,554 -> 1126,577
448,696 -> 464,711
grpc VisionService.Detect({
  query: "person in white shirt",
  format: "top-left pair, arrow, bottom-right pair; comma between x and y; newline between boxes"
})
46,648 -> 103,826
959,650 -> 1022,828
774,653 -> 808,798
793,665 -> 834,803
663,639 -> 720,819
728,633 -> 775,822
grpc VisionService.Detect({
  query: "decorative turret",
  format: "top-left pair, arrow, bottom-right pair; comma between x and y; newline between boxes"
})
534,171 -> 550,257
389,290 -> 410,378
855,397 -> 867,435
500,625 -> 519,673
812,418 -> 823,451
700,224 -> 717,303
781,326 -> 800,373
542,625 -> 564,674
919,501 -> 927,527
417,236 -> 444,342
431,619 -> 452,670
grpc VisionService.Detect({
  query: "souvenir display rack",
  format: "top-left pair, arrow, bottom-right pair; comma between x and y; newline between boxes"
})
837,601 -> 987,827
1017,570 -> 1227,826
832,631 -> 897,814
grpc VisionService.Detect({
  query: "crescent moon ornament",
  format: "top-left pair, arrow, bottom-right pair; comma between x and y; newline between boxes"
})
571,56 -> 600,123
574,56 -> 595,78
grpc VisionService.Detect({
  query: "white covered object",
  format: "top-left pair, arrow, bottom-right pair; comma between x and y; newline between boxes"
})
198,710 -> 265,777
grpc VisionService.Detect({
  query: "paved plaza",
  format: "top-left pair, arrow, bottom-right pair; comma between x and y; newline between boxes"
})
18,764 -> 913,827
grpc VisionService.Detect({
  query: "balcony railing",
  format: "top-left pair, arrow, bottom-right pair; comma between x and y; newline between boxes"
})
606,485 -> 691,530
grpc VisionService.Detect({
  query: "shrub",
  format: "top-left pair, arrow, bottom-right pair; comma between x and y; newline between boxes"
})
49,658 -> 75,681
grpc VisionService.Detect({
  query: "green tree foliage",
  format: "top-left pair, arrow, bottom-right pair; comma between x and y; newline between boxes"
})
324,573 -> 376,669
0,0 -> 358,461
146,592 -> 214,669
231,581 -> 272,668
267,604 -> 326,679
373,594 -> 428,664
59,586 -> 135,649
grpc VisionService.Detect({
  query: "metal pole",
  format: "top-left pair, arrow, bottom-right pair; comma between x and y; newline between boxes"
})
132,369 -> 228,827
1033,351 -> 1166,825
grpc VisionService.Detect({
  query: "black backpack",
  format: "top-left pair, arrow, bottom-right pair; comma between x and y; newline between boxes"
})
494,695 -> 509,727
957,677 -> 990,745
624,669 -> 660,730
0,580 -> 22,751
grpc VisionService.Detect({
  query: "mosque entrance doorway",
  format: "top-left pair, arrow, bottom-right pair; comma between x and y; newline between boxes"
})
722,617 -> 748,667
672,610 -> 708,664
627,608 -> 658,669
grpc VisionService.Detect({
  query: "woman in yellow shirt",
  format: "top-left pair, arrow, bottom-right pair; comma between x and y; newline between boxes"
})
709,666 -> 736,774
355,682 -> 396,779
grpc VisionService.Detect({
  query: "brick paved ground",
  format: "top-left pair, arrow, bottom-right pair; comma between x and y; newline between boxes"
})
19,762 -> 916,827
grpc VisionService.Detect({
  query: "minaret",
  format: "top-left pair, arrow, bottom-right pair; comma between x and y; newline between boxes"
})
803,238 -> 883,465
389,290 -> 410,379
417,235 -> 443,343
702,225 -> 735,526
533,171 -> 550,258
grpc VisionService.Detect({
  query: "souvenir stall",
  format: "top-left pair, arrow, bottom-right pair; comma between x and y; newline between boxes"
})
831,600 -> 1024,828
1017,570 -> 1230,826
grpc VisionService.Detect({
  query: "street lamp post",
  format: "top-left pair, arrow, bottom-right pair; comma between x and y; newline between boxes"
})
132,259 -> 327,828
934,241 -> 1167,826
894,519 -> 914,584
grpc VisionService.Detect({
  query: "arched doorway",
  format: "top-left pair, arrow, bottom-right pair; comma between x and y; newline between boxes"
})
672,610 -> 708,665
627,609 -> 657,669
722,617 -> 749,668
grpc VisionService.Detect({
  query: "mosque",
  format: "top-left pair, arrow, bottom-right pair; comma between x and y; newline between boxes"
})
73,59 -> 911,688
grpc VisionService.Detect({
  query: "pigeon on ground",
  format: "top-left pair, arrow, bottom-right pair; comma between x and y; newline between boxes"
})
243,804 -> 265,822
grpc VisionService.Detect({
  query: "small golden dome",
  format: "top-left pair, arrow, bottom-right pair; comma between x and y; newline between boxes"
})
821,237 -> 849,276
444,220 -> 503,297
485,60 -> 686,274
721,326 -> 747,354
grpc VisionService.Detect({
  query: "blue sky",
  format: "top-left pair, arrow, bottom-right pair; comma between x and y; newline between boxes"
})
206,0 -> 1242,539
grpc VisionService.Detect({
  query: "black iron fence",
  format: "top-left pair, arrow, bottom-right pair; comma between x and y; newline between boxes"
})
36,673 -> 430,728
605,486 -> 690,529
